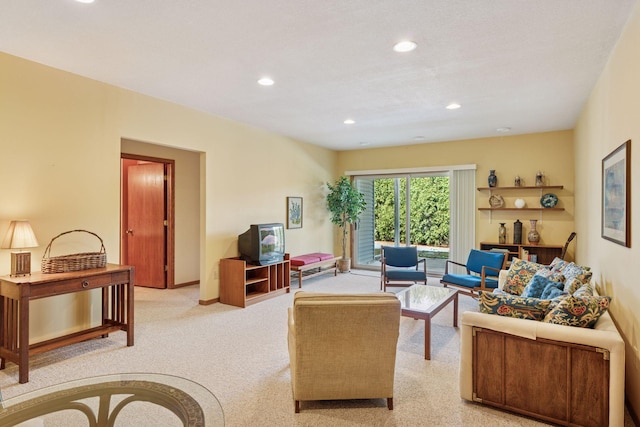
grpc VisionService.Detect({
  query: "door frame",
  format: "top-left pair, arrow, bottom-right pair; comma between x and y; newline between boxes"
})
352,172 -> 450,273
121,153 -> 175,288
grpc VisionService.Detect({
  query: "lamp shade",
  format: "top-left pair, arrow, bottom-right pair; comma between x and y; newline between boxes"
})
2,220 -> 39,249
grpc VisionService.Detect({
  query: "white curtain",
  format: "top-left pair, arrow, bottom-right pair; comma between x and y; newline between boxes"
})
450,168 -> 476,273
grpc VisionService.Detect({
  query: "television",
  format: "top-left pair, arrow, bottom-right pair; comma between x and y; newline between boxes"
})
238,223 -> 285,265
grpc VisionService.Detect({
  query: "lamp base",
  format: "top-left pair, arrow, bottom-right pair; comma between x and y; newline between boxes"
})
11,251 -> 31,276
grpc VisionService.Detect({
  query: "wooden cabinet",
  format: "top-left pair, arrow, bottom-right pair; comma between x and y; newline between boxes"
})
473,327 -> 609,426
477,185 -> 564,212
220,254 -> 290,308
480,242 -> 562,265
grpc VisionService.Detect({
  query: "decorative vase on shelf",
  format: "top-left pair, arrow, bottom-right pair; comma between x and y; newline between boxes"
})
528,219 -> 540,244
498,223 -> 507,244
514,175 -> 521,187
535,171 -> 544,187
488,170 -> 497,187
513,219 -> 522,244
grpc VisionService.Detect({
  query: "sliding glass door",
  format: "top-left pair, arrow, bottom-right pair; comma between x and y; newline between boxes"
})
353,173 -> 450,275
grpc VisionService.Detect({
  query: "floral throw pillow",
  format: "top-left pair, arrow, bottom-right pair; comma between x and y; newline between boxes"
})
561,262 -> 593,284
533,268 -> 565,283
503,258 -> 546,296
572,283 -> 595,297
479,291 -> 551,321
543,295 -> 611,328
564,277 -> 584,294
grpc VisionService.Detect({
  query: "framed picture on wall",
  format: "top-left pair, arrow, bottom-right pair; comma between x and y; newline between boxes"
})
287,197 -> 303,229
602,140 -> 631,247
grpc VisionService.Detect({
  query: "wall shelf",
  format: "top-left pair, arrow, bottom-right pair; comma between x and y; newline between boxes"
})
477,185 -> 564,191
477,184 -> 565,221
478,207 -> 564,211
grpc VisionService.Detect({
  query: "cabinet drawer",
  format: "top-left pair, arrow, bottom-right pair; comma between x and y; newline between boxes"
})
29,272 -> 129,299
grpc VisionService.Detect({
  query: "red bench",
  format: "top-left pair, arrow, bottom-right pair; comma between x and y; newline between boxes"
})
290,253 -> 339,288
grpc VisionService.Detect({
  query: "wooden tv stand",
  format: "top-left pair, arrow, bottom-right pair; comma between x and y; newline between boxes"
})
220,254 -> 290,308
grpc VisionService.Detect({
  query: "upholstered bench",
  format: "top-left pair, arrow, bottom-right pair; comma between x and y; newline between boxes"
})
290,253 -> 339,288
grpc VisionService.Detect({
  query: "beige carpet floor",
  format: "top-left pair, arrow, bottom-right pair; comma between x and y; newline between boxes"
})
0,271 -> 633,426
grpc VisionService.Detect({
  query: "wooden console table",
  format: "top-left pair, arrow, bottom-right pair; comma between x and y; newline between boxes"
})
0,264 -> 135,383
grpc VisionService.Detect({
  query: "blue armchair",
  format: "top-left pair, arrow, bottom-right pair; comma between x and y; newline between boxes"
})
380,246 -> 428,291
440,249 -> 506,297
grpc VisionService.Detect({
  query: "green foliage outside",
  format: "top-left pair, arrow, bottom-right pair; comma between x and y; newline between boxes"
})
374,177 -> 450,247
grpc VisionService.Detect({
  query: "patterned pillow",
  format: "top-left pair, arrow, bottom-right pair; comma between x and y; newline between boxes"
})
563,277 -> 584,294
561,262 -> 593,284
543,295 -> 611,328
549,257 -> 568,272
503,258 -> 546,296
550,257 -> 591,273
479,291 -> 551,321
521,275 -> 559,299
533,267 -> 565,283
573,283 -> 595,297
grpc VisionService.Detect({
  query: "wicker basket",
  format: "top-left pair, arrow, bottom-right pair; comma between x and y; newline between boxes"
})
41,230 -> 107,274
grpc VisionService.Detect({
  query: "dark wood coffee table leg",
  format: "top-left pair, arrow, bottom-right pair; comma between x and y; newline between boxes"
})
424,315 -> 432,360
453,292 -> 458,327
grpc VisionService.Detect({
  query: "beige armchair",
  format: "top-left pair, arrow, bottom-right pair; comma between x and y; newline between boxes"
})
287,292 -> 401,413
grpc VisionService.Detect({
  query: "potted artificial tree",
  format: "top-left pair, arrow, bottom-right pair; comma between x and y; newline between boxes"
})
326,176 -> 366,272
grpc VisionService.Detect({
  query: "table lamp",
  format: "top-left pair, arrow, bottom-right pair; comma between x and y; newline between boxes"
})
2,220 -> 39,276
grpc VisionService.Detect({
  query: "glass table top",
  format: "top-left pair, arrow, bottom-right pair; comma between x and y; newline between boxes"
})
394,285 -> 457,313
0,373 -> 224,427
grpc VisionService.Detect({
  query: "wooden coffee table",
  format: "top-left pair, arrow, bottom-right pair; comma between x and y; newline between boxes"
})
394,285 -> 458,360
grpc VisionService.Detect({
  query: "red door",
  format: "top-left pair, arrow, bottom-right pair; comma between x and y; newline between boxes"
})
127,163 -> 166,288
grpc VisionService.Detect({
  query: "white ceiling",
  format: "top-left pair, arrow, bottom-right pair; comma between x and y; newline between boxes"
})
0,0 -> 635,151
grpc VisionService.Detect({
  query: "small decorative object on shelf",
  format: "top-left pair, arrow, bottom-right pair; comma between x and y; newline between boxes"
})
498,223 -> 507,244
513,219 -> 523,244
514,198 -> 526,209
528,219 -> 540,244
489,194 -> 504,208
488,170 -> 497,187
540,193 -> 558,208
535,171 -> 544,187
514,175 -> 521,187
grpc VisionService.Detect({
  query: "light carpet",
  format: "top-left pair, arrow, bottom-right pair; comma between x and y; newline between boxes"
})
0,272 -> 632,426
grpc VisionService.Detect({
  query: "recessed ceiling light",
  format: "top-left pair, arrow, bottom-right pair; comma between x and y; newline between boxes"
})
393,41 -> 417,53
359,142 -> 370,146
446,103 -> 461,110
414,136 -> 425,141
496,127 -> 512,132
76,0 -> 95,3
257,77 -> 274,86
344,119 -> 355,125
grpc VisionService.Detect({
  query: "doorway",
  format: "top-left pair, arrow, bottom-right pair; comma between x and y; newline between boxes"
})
353,173 -> 451,275
121,154 -> 175,288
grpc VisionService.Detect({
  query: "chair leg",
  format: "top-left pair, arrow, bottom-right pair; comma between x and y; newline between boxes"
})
295,400 -> 300,413
387,397 -> 393,410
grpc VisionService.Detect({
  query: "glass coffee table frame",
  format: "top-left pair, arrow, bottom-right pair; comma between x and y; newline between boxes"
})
0,373 -> 224,426
394,285 -> 458,360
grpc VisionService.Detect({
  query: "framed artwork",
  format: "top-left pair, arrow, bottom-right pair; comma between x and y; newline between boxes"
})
287,197 -> 303,229
602,140 -> 631,247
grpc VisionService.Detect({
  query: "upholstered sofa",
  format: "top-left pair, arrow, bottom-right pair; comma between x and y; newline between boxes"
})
460,271 -> 625,426
287,292 -> 401,413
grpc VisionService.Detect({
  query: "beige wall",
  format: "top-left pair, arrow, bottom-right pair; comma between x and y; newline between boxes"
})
574,1 -> 640,417
338,130 -> 576,255
0,52 -> 337,341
